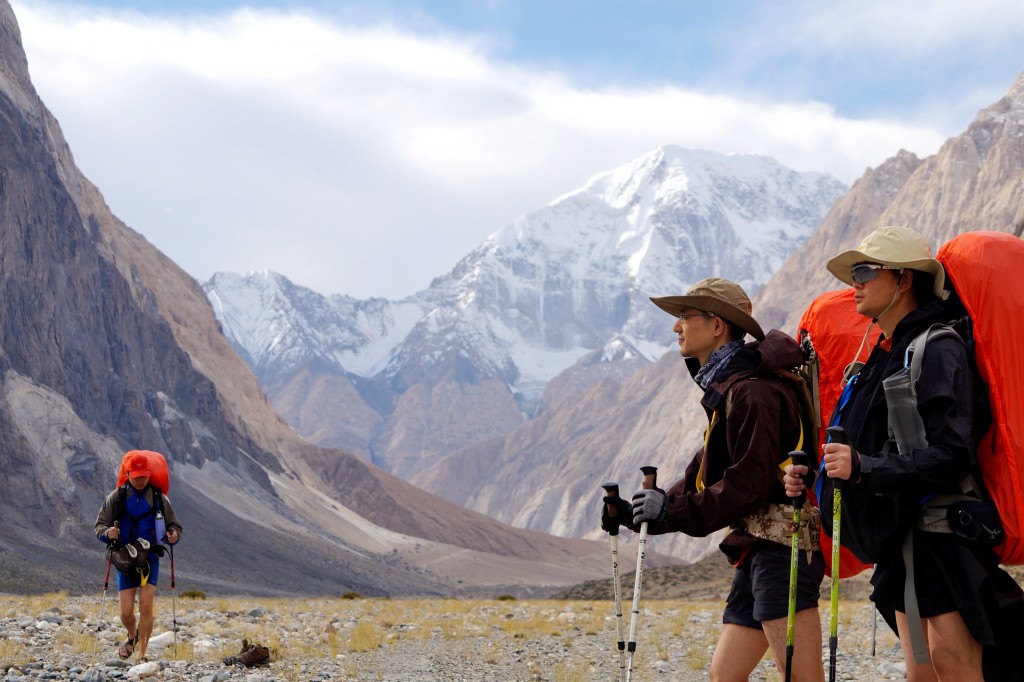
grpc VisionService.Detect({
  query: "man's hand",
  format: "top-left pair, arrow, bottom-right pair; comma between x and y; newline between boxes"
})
601,496 -> 632,534
106,520 -> 120,541
783,463 -> 811,497
165,530 -> 180,544
822,442 -> 859,481
631,487 -> 667,526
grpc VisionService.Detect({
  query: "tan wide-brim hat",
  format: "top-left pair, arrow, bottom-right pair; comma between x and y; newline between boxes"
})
826,225 -> 947,299
649,277 -> 765,341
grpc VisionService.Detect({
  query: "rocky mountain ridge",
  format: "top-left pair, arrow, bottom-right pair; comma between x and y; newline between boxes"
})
0,0 -> 620,597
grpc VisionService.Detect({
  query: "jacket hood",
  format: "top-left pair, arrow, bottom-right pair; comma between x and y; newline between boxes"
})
692,329 -> 803,410
685,329 -> 803,381
752,329 -> 805,373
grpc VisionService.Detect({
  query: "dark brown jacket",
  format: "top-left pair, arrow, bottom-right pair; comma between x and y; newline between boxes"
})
646,329 -> 804,556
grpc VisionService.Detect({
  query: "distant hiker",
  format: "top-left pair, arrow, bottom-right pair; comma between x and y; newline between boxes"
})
785,225 -> 1024,681
603,278 -> 825,681
95,451 -> 182,661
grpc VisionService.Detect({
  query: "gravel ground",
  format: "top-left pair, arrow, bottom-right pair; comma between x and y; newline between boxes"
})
0,592 -> 909,681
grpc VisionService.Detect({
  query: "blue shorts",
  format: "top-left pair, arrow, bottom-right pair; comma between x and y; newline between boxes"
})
723,545 -> 824,629
116,554 -> 160,591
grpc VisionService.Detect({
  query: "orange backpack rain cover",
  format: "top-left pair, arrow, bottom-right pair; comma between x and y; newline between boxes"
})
798,288 -> 880,578
937,231 -> 1024,565
117,449 -> 170,495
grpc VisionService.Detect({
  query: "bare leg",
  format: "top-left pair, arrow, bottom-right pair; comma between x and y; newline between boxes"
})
895,610 -> 983,682
762,609 -> 825,682
709,623 -> 769,682
117,587 -> 138,656
135,584 -> 157,660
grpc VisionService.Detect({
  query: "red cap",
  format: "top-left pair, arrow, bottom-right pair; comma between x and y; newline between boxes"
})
127,452 -> 151,478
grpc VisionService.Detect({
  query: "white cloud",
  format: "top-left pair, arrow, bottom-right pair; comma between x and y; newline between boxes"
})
9,1 -> 983,299
792,1 -> 1024,56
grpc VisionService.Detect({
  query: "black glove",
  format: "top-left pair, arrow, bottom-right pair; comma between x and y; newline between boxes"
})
601,496 -> 633,535
631,487 -> 667,526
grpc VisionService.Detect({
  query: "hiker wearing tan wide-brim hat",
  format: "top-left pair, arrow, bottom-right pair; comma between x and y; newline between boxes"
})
649,277 -> 766,341
789,223 -> 1012,681
826,225 -> 947,300
599,276 -> 826,682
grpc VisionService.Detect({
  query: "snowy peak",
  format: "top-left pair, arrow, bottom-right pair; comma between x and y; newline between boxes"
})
205,146 -> 845,468
425,146 -> 845,380
204,271 -> 420,382
209,145 -> 846,392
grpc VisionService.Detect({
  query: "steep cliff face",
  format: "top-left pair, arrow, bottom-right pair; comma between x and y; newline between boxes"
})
411,69 -> 1024,563
0,0 -> 614,596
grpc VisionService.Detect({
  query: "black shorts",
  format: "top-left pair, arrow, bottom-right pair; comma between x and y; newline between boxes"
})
723,544 -> 825,629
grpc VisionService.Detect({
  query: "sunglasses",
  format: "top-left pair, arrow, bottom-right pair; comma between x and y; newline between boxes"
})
850,263 -> 901,284
678,311 -> 715,321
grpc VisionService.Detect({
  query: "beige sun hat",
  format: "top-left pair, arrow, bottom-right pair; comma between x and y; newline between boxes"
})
826,225 -> 947,299
649,277 -> 765,341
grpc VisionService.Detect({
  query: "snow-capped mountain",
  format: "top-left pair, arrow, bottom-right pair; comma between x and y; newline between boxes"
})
205,145 -> 846,478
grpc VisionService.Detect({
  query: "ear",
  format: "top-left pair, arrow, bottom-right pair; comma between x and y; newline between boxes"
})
897,269 -> 914,293
712,315 -> 727,339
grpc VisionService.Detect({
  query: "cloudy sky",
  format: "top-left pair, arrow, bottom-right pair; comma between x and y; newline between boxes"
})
10,0 -> 1024,299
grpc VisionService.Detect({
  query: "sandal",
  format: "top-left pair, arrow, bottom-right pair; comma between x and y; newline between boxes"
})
118,636 -> 136,659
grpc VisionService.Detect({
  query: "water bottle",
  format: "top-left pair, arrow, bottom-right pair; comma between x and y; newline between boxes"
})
882,367 -> 929,452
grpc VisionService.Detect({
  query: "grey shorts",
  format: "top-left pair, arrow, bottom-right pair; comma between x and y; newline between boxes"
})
723,545 -> 824,629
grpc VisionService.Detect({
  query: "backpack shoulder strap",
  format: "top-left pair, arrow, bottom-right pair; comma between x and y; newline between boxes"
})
112,483 -> 129,519
907,323 -> 962,381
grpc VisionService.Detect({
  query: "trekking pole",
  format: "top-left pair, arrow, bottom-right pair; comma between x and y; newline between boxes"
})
625,465 -> 657,682
95,553 -> 113,657
825,426 -> 849,682
870,597 -> 877,656
169,543 -> 178,650
785,451 -> 808,682
601,483 -> 627,682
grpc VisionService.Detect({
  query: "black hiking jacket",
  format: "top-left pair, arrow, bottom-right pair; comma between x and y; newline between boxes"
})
820,299 -> 984,563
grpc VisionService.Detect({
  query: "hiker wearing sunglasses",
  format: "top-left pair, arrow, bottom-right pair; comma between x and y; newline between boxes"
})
603,278 -> 825,682
784,225 -> 1024,681
95,453 -> 182,661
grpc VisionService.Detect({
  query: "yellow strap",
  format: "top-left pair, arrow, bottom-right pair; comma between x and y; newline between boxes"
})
696,411 -> 718,493
778,421 -> 806,483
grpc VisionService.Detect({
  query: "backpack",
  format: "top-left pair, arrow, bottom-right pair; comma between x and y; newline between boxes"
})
936,231 -> 1024,565
796,288 -> 879,578
112,450 -> 172,549
117,450 -> 169,494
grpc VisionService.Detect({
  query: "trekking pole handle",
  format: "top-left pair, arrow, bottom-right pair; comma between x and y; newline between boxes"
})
602,482 -> 622,537
601,483 -> 620,513
826,426 -> 850,491
640,466 -> 658,490
789,451 -> 808,507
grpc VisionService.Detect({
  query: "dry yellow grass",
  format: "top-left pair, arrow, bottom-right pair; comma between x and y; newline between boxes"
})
0,591 -> 898,680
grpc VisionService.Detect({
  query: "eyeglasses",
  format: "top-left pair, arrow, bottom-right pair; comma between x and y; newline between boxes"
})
850,263 -> 901,284
678,311 -> 715,321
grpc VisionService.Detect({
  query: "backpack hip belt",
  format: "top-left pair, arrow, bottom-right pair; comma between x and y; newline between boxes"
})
916,494 -> 975,533
739,502 -> 821,556
917,493 -> 1003,544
